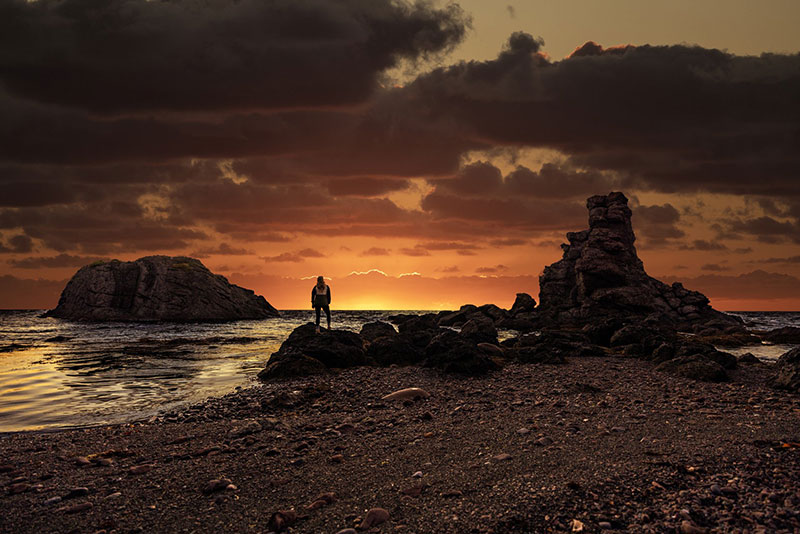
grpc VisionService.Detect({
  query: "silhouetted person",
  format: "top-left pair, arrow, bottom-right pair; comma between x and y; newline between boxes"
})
312,275 -> 331,333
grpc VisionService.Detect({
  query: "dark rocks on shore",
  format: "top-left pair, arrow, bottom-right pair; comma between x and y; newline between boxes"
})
459,315 -> 499,345
44,255 -> 279,322
771,347 -> 800,392
423,330 -> 499,375
359,321 -> 397,343
537,192 -> 741,332
258,324 -> 370,380
258,349 -> 328,380
763,326 -> 800,344
366,335 -> 424,366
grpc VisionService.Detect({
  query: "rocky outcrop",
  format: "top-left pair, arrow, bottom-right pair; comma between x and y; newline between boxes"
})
538,192 -> 740,331
423,330 -> 499,375
45,256 -> 278,322
763,327 -> 800,344
771,347 -> 800,392
359,321 -> 397,343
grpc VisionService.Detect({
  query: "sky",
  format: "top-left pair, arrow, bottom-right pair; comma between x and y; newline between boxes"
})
1,0 -> 799,311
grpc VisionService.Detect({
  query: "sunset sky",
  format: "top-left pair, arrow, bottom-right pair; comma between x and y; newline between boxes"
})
1,0 -> 799,311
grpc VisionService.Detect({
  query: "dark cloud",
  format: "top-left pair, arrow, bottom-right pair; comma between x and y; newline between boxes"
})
757,255 -> 800,264
0,234 -> 34,254
8,253 -> 106,269
476,264 -> 509,274
360,247 -> 391,256
262,248 -> 324,263
489,238 -> 528,247
191,243 -> 252,258
399,247 -> 431,257
397,35 -> 800,197
0,0 -> 468,113
634,203 -> 685,243
725,216 -> 800,244
679,240 -> 728,251
433,162 -> 503,196
328,177 -> 411,197
701,263 -> 730,272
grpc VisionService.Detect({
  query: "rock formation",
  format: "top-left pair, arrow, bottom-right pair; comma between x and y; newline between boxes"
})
771,347 -> 800,392
538,192 -> 740,330
45,256 -> 279,322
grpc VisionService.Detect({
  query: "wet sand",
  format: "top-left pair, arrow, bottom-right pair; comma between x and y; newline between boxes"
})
1,358 -> 799,533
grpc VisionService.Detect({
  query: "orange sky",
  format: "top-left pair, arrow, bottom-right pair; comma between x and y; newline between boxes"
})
1,0 -> 799,311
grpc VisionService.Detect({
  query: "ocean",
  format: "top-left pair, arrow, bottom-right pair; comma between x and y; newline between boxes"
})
0,310 -> 797,433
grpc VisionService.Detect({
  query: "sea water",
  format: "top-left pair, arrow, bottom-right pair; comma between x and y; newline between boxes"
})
0,310 -> 796,433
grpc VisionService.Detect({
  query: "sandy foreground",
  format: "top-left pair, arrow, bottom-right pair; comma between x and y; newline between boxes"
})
1,358 -> 799,534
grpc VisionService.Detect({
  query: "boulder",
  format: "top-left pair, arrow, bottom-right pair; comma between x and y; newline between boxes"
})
45,256 -> 278,322
656,355 -> 728,382
737,352 -> 762,364
511,330 -> 604,362
398,314 -> 439,333
763,326 -> 800,344
270,323 -> 368,369
258,349 -> 327,380
367,334 -> 424,366
477,304 -> 508,322
510,292 -> 537,315
537,193 -> 741,330
360,321 -> 397,343
459,315 -> 498,345
674,340 -> 737,370
423,329 -> 498,375
771,347 -> 800,392
436,305 -> 478,327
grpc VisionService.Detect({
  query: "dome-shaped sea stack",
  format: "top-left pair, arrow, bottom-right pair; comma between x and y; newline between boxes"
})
45,255 -> 279,322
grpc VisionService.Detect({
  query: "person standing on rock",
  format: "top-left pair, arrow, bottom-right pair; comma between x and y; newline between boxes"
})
312,276 -> 332,333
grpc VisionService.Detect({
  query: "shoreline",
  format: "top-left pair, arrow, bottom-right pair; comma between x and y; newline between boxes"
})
2,357 -> 798,533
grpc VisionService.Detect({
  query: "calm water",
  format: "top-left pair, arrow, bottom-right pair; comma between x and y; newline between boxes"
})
0,310 -> 415,433
0,310 -> 796,433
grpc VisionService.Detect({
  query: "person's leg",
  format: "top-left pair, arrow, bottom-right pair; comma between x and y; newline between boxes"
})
315,306 -> 321,333
324,305 -> 331,329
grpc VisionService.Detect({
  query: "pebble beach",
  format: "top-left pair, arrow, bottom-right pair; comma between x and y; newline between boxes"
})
2,357 -> 798,534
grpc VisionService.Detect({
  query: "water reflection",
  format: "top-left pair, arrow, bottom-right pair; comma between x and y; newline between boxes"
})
0,310 -> 401,432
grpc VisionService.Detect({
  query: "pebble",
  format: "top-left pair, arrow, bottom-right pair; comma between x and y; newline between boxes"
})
335,530 -> 357,534
329,454 -> 344,463
306,492 -> 336,510
65,487 -> 90,499
382,388 -> 430,401
680,520 -> 708,534
412,471 -> 423,478
268,509 -> 297,532
598,521 -> 612,529
517,428 -> 531,435
493,453 -> 513,461
202,478 -> 232,495
74,457 -> 92,466
400,484 -> 425,497
44,496 -> 62,506
60,502 -> 93,514
8,482 -> 30,494
129,464 -> 154,475
360,508 -> 390,529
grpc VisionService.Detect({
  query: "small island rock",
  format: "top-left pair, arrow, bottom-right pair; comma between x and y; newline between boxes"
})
45,256 -> 278,322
